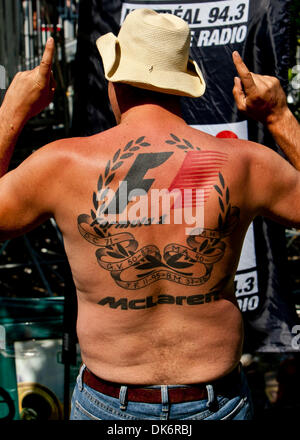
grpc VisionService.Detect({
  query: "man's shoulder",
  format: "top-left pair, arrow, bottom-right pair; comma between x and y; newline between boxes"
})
39,131 -> 110,152
31,129 -> 115,164
186,126 -> 264,157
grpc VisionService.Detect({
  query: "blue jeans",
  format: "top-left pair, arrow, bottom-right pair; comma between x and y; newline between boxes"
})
70,364 -> 253,420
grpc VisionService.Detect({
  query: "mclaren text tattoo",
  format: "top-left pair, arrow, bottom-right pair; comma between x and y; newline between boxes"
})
97,291 -> 221,310
77,135 -> 240,290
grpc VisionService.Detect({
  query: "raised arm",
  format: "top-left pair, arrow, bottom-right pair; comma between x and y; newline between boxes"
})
232,51 -> 300,170
0,37 -> 56,176
0,38 -> 58,239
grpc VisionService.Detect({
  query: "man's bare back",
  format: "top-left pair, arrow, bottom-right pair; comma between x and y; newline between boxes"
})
3,97 -> 296,386
63,108 -> 248,385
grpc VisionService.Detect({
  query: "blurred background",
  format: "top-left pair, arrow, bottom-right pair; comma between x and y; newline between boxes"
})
0,0 -> 299,421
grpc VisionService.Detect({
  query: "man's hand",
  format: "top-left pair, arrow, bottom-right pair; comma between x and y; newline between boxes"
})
1,37 -> 56,123
232,50 -> 300,170
0,38 -> 56,176
232,51 -> 288,125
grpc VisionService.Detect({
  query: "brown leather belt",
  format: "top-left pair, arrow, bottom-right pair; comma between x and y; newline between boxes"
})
82,364 -> 241,404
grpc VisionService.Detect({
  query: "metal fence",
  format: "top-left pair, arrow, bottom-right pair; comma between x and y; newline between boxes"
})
22,0 -> 78,70
0,0 -> 22,100
0,0 -> 78,93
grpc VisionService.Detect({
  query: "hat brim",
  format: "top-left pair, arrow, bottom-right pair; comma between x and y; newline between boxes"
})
96,33 -> 206,98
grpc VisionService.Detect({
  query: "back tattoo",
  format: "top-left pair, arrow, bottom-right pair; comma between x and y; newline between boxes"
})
77,135 -> 240,297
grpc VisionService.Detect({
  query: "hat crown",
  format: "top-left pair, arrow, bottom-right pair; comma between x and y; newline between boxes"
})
118,9 -> 190,71
96,8 -> 206,97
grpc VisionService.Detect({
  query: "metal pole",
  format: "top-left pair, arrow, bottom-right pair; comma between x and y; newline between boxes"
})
15,0 -> 23,71
23,1 -> 30,69
36,0 -> 43,60
28,0 -> 34,69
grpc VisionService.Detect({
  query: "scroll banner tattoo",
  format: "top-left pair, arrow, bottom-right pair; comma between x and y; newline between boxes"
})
78,214 -> 232,289
77,135 -> 240,290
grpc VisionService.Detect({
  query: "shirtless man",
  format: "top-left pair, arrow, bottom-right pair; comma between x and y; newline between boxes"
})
0,9 -> 299,420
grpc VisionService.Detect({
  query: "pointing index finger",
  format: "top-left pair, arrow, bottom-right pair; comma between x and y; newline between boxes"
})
232,51 -> 256,94
39,37 -> 55,79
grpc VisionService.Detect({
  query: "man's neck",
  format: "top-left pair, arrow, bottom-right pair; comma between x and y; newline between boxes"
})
119,101 -> 186,128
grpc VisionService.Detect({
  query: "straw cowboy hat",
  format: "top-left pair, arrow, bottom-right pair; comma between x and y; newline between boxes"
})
96,8 -> 206,98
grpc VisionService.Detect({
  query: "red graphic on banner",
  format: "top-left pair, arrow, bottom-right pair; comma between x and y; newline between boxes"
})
168,151 -> 228,208
216,130 -> 238,139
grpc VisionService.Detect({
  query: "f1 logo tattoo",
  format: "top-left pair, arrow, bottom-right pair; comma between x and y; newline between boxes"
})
105,152 -> 173,214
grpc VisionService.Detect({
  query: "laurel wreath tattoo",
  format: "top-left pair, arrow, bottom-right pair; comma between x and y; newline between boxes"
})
165,133 -> 201,152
